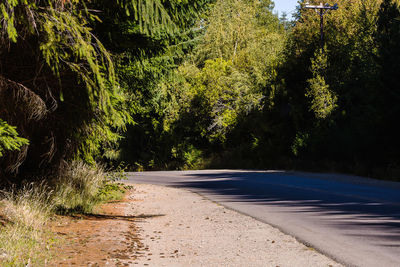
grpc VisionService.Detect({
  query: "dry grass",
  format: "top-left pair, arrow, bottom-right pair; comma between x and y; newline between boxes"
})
1,182 -> 54,229
53,161 -> 107,214
0,224 -> 55,266
0,183 -> 55,266
0,161 -> 126,266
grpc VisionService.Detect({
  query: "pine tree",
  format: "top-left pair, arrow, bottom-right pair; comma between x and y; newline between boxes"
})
0,119 -> 29,157
0,0 -> 208,179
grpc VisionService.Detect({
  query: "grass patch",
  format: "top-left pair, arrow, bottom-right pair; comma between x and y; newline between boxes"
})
0,161 -> 129,266
53,161 -> 106,214
0,224 -> 56,266
53,162 -> 129,214
96,182 -> 127,203
0,183 -> 56,266
1,182 -> 54,229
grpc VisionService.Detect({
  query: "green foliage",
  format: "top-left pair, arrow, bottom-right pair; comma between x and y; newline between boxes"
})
0,0 -> 135,177
1,0 -> 116,104
113,0 -> 400,178
116,0 -> 285,170
291,132 -> 310,157
178,0 -> 400,178
173,0 -> 283,142
0,119 -> 29,157
178,58 -> 263,142
96,182 -> 127,203
115,0 -> 213,169
1,0 -> 399,179
305,49 -> 337,119
1,0 -> 208,177
250,0 -> 400,177
171,143 -> 204,169
374,0 -> 400,163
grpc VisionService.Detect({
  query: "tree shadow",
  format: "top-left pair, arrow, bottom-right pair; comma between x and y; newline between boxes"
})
167,170 -> 400,246
67,213 -> 165,222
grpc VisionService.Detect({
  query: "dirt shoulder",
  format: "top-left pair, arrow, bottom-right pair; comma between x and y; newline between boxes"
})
126,184 -> 342,267
50,184 -> 342,266
49,196 -> 143,266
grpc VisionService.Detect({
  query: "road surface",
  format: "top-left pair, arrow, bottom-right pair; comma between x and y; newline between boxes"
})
126,170 -> 400,267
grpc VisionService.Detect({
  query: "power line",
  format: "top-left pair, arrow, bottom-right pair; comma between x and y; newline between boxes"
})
304,2 -> 339,52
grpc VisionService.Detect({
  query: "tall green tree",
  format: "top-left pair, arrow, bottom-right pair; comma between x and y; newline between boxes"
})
95,0 -> 214,169
1,0 -> 122,178
115,0 -> 285,169
375,0 -> 400,164
269,0 -> 400,176
175,0 -> 284,143
0,0 -> 207,179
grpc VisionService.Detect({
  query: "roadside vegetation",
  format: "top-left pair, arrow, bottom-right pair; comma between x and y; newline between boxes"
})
2,1 -> 398,181
0,0 -> 399,263
0,162 -> 128,266
118,0 -> 400,180
0,1 -> 209,265
0,182 -> 54,266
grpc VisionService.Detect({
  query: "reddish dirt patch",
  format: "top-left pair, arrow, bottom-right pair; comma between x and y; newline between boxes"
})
49,193 -> 145,266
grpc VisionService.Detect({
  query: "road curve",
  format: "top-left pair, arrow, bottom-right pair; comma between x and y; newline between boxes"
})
126,170 -> 400,267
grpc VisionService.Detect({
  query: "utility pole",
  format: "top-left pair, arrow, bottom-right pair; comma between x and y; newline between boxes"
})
304,2 -> 338,52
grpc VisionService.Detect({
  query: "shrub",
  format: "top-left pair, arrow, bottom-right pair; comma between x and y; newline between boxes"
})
53,161 -> 107,214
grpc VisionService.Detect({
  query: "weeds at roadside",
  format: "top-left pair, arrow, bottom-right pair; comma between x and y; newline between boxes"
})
0,182 -> 57,266
0,161 -> 130,266
53,161 -> 107,214
53,161 -> 130,214
1,182 -> 54,229
0,223 -> 56,266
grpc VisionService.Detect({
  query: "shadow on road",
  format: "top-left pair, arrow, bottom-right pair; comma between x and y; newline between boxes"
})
171,171 -> 400,246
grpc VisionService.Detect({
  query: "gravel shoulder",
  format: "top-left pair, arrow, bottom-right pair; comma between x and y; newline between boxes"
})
128,183 -> 342,267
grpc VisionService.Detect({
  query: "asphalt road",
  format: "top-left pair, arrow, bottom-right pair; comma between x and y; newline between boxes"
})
126,170 -> 400,267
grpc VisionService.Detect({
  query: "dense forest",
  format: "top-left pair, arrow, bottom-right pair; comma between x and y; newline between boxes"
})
1,0 -> 400,182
